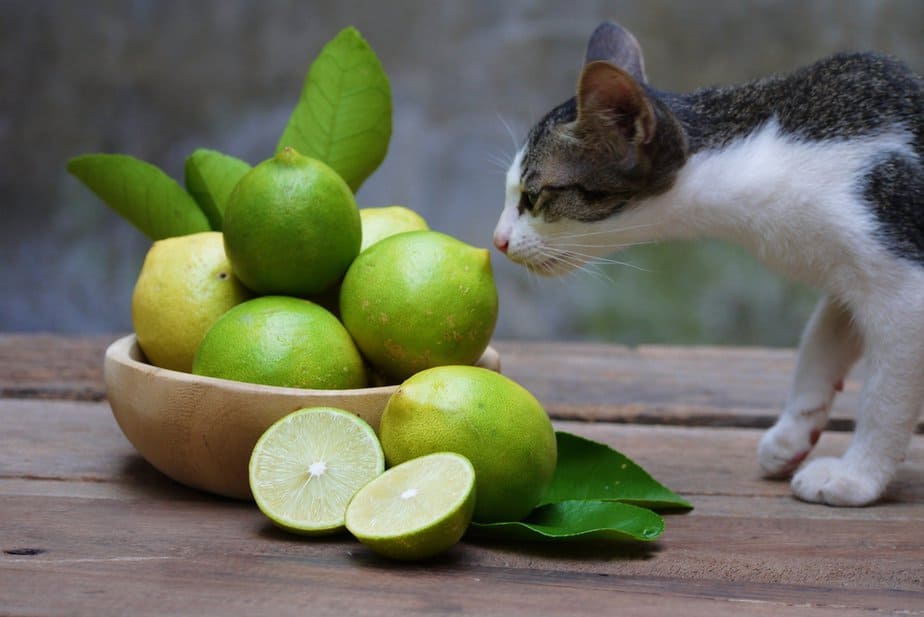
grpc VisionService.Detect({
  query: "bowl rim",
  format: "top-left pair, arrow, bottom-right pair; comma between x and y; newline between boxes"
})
105,333 -> 403,397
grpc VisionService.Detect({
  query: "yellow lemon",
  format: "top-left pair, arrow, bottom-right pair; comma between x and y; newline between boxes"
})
359,205 -> 428,252
131,231 -> 251,372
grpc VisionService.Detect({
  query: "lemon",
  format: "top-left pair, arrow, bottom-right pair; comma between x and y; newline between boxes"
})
222,147 -> 361,297
359,205 -> 428,252
345,452 -> 475,560
249,407 -> 384,535
379,366 -> 557,523
131,231 -> 251,372
339,230 -> 499,382
192,296 -> 367,389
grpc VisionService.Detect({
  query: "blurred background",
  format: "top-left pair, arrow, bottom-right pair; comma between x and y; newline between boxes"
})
3,0 -> 923,345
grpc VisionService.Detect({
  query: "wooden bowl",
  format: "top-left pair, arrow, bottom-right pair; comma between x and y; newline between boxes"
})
104,334 -> 501,500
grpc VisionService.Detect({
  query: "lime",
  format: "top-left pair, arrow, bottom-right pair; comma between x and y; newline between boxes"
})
192,296 -> 367,389
359,205 -> 428,252
249,407 -> 384,535
379,366 -> 557,523
339,230 -> 499,381
131,231 -> 251,372
345,452 -> 475,560
222,147 -> 361,297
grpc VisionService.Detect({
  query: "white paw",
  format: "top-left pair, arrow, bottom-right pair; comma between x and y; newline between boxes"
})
757,419 -> 821,479
791,457 -> 884,506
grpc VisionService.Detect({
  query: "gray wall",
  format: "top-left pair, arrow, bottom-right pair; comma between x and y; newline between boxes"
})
4,1 -> 923,345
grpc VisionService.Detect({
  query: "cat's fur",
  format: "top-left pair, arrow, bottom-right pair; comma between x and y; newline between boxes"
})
494,22 -> 923,506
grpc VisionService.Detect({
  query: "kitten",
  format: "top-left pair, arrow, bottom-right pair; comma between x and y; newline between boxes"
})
494,22 -> 923,506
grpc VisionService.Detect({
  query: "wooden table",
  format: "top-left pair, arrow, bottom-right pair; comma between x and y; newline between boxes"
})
2,335 -> 922,616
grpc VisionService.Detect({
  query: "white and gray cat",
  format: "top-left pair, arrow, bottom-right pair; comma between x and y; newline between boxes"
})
493,22 -> 923,506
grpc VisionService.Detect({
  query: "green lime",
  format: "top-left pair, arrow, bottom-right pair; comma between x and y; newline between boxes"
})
192,296 -> 367,389
222,147 -> 361,296
345,452 -> 475,560
131,231 -> 251,372
339,230 -> 499,381
359,205 -> 428,252
249,407 -> 384,535
379,366 -> 557,523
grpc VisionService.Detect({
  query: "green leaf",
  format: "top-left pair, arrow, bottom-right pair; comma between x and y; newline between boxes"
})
541,432 -> 693,511
276,26 -> 391,193
184,149 -> 252,230
470,500 -> 664,542
67,153 -> 211,240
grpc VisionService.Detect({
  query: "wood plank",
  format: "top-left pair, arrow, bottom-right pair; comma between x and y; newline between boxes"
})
4,400 -> 922,506
2,488 -> 922,614
5,334 -> 917,432
0,333 -> 115,401
2,400 -> 922,600
496,341 -> 877,431
5,337 -> 923,615
2,486 -> 922,615
3,558 -> 909,617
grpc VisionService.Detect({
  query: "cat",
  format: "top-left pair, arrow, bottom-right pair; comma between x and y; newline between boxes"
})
493,21 -> 923,506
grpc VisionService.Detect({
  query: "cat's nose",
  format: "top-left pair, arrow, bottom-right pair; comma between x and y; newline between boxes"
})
493,234 -> 509,254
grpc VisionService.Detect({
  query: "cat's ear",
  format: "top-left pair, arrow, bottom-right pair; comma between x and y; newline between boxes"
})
577,60 -> 656,145
584,21 -> 648,84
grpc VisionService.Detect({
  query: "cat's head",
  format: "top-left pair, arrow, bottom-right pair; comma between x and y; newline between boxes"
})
493,22 -> 687,275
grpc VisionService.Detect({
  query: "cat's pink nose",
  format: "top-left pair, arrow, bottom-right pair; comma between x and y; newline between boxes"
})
494,235 -> 509,254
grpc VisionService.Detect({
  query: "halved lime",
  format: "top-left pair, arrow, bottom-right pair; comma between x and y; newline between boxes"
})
249,407 -> 384,535
345,452 -> 476,560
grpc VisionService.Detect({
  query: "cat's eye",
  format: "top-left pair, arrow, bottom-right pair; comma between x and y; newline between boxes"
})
522,189 -> 543,212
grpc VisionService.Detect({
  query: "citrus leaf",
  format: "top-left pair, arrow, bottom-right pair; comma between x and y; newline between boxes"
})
184,149 -> 252,231
67,153 -> 211,240
470,500 -> 664,542
541,432 -> 692,511
276,26 -> 391,193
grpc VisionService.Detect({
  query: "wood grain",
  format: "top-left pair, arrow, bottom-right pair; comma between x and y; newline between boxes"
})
3,336 -> 923,616
2,400 -> 922,607
7,334 -> 921,432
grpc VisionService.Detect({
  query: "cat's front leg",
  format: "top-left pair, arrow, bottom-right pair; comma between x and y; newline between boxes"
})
758,297 -> 862,478
791,295 -> 924,506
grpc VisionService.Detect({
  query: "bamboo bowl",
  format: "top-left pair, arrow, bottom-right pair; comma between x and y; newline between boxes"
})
104,334 -> 501,500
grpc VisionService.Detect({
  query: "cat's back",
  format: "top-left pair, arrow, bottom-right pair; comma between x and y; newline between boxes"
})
675,52 -> 923,152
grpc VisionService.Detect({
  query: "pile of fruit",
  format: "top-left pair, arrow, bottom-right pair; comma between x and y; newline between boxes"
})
70,27 -> 689,561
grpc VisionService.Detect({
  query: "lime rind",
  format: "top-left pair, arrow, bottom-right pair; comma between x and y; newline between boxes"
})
345,452 -> 476,560
249,407 -> 384,535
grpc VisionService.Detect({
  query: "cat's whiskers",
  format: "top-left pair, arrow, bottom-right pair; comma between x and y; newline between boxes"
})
555,239 -> 657,251
548,246 -> 654,274
485,148 -> 515,174
496,112 -> 521,151
546,221 -> 661,240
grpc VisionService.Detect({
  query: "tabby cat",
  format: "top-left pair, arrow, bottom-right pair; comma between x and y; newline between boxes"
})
493,22 -> 923,506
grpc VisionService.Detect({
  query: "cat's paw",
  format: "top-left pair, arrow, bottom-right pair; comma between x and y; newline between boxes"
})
791,457 -> 884,506
757,420 -> 822,479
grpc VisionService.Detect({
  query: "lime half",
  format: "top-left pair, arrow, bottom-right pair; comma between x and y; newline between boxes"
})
345,452 -> 476,560
249,407 -> 384,535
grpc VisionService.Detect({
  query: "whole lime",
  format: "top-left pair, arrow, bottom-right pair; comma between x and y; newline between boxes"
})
132,231 -> 251,372
222,147 -> 361,297
192,296 -> 367,389
379,366 -> 557,523
339,230 -> 498,382
359,205 -> 428,252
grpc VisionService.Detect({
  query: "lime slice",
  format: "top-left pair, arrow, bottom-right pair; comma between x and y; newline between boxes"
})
249,407 -> 384,535
345,452 -> 476,560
